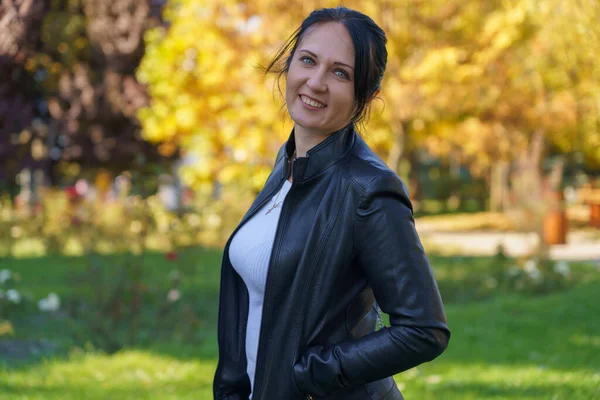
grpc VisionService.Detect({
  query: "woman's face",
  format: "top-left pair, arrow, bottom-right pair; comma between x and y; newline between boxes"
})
285,22 -> 355,138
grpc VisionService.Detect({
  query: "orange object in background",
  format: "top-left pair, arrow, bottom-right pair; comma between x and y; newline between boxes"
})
591,204 -> 600,228
542,189 -> 568,245
578,186 -> 600,229
543,210 -> 568,245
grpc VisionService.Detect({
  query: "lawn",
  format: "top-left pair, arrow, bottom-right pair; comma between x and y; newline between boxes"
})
1,249 -> 599,399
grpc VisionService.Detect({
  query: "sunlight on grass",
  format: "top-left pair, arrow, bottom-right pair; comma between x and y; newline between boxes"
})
2,351 -> 598,399
10,238 -> 47,258
570,334 -> 600,348
63,236 -> 85,256
0,350 -> 216,399
4,234 -> 195,259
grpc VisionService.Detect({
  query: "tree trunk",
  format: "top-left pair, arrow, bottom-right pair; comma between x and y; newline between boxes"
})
386,120 -> 421,200
490,160 -> 510,212
386,119 -> 407,175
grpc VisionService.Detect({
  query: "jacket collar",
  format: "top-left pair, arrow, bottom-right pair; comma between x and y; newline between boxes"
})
280,124 -> 355,182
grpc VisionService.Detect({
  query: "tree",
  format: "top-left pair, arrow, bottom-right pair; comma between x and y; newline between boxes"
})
139,0 -> 599,202
0,0 -> 48,187
0,0 -> 169,188
137,0 -> 293,195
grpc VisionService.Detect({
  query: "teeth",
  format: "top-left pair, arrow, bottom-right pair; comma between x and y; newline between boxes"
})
301,95 -> 326,108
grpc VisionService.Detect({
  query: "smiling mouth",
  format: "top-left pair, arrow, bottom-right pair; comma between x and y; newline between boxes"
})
300,95 -> 326,109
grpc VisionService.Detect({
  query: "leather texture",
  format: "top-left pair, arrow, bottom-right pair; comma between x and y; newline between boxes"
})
213,124 -> 450,400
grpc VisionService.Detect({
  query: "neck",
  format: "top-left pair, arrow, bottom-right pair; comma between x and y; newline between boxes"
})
293,125 -> 331,157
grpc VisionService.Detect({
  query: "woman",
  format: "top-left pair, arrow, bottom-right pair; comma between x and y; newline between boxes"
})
214,7 -> 450,400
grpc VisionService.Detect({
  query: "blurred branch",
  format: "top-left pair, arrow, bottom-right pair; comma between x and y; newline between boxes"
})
0,0 -> 47,62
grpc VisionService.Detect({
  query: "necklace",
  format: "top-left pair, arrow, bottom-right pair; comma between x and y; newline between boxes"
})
265,151 -> 295,215
265,188 -> 284,215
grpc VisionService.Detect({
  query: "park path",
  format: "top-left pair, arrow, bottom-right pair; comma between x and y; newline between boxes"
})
415,225 -> 600,261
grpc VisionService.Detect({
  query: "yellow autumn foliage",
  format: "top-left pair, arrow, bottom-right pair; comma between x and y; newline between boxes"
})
138,0 -> 600,199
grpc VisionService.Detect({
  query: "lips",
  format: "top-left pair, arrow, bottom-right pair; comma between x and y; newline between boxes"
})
299,94 -> 327,109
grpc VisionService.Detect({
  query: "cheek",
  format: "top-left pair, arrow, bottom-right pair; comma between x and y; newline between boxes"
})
285,73 -> 299,100
337,88 -> 355,116
286,63 -> 301,83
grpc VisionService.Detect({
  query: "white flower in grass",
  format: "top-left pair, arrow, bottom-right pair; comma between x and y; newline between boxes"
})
524,259 -> 537,273
554,261 -> 570,278
38,292 -> 61,312
167,289 -> 181,303
528,268 -> 542,282
524,260 -> 542,282
6,289 -> 21,303
0,269 -> 11,284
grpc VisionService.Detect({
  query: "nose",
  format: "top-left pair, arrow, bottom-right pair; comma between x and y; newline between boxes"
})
306,68 -> 327,92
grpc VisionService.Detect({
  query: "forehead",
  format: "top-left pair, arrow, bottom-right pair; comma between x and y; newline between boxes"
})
298,22 -> 355,65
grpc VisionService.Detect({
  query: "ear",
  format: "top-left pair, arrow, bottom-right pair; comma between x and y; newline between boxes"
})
368,89 -> 381,103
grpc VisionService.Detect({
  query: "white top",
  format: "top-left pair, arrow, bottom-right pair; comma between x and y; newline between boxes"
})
228,179 -> 292,398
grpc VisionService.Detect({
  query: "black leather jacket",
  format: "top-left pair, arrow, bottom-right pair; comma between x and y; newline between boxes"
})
214,125 -> 450,400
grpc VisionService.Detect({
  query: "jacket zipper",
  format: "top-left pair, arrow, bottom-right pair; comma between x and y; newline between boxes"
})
252,173 -> 297,398
215,176 -> 285,399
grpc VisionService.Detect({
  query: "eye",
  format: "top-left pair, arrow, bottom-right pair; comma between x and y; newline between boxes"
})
334,69 -> 350,79
300,56 -> 315,65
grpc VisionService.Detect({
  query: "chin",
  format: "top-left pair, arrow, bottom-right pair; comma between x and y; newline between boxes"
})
294,123 -> 322,134
290,115 -> 318,131
294,112 -> 330,130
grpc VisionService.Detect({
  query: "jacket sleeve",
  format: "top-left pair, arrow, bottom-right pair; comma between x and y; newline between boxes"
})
213,363 -> 250,400
293,173 -> 450,396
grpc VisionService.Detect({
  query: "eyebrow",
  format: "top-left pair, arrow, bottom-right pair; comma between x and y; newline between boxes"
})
298,49 -> 354,71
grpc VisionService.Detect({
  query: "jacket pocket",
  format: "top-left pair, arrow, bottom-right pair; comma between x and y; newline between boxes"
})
364,377 -> 401,400
345,286 -> 376,339
293,360 -> 320,400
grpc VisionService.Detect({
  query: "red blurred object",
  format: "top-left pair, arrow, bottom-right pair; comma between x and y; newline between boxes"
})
65,186 -> 78,198
33,203 -> 44,215
13,195 -> 26,209
71,216 -> 81,226
166,251 -> 178,261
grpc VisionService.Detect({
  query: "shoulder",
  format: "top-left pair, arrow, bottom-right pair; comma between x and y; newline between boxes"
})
338,135 -> 410,204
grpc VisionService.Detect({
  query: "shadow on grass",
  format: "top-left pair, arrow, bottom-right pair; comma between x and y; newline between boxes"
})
2,247 -> 222,368
1,247 -> 223,299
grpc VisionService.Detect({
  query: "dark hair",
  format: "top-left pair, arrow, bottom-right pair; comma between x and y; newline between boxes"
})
264,7 -> 387,126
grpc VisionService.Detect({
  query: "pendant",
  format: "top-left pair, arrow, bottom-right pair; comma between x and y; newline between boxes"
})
265,201 -> 282,215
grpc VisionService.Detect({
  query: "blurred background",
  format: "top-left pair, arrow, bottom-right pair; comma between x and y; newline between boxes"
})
0,0 -> 599,398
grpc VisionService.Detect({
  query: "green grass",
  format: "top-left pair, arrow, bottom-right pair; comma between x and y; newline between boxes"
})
395,281 -> 600,399
1,249 -> 599,399
0,350 -> 216,399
